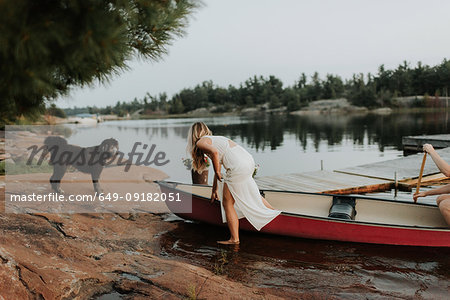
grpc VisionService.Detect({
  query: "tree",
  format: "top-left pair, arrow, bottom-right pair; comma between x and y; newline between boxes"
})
347,73 -> 377,107
46,104 -> 67,118
170,97 -> 185,114
269,95 -> 282,109
296,73 -> 307,89
283,88 -> 301,111
306,72 -> 323,100
323,74 -> 344,99
0,0 -> 199,124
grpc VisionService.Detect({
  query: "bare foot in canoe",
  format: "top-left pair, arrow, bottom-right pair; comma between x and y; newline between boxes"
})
217,239 -> 240,245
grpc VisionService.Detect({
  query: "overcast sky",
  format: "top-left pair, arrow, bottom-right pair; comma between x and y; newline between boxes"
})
57,0 -> 450,108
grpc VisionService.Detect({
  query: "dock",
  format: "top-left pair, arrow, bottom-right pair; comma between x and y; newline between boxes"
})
255,170 -> 392,194
255,147 -> 450,194
403,134 -> 450,151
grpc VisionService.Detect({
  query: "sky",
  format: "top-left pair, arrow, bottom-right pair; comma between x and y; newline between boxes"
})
57,0 -> 450,108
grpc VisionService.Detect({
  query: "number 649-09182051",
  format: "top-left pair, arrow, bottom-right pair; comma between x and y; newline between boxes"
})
124,192 -> 181,202
97,192 -> 181,202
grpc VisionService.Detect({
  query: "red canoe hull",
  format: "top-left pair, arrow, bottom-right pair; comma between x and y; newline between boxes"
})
159,183 -> 450,247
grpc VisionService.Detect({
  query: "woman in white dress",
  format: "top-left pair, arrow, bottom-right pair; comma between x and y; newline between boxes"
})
187,122 -> 281,244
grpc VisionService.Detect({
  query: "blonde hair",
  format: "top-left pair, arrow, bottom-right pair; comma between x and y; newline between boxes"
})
186,122 -> 212,172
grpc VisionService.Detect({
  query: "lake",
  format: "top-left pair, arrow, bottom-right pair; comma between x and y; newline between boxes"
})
67,111 -> 450,180
67,110 -> 450,299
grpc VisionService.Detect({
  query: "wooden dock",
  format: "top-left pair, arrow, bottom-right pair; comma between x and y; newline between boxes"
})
403,134 -> 450,151
335,147 -> 450,181
255,170 -> 392,194
256,148 -> 450,194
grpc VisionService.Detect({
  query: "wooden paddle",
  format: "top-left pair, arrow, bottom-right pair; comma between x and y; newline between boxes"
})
414,152 -> 427,203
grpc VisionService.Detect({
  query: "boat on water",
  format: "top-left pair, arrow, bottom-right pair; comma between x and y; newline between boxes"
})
67,113 -> 102,125
156,180 -> 450,247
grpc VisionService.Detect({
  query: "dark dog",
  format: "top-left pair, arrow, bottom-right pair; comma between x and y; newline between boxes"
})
44,136 -> 118,194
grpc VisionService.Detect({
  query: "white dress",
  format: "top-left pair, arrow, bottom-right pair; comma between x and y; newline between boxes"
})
202,135 -> 281,231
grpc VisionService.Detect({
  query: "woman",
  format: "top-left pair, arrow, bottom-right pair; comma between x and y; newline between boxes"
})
187,122 -> 281,244
413,144 -> 450,226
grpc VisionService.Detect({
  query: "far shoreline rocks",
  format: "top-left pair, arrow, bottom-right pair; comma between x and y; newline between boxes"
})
289,98 -> 392,116
39,97 -> 450,124
154,99 -> 391,118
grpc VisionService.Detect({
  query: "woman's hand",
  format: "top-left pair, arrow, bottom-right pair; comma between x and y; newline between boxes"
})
413,191 -> 427,202
210,189 -> 219,203
423,143 -> 435,154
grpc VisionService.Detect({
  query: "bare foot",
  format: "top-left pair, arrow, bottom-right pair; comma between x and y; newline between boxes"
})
217,239 -> 240,245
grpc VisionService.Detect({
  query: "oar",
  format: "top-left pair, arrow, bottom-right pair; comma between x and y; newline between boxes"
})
414,152 -> 427,203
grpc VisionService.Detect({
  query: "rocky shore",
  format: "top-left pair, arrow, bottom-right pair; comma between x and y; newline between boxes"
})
0,166 -> 306,299
0,128 -> 304,299
0,209 -> 302,299
290,98 -> 392,115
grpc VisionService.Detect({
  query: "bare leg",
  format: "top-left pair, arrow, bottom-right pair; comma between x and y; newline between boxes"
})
437,195 -> 450,226
218,183 -> 240,244
261,196 -> 275,210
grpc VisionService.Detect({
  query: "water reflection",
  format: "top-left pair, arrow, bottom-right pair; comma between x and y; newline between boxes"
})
207,111 -> 450,152
158,220 -> 450,299
66,111 -> 450,181
84,111 -> 450,153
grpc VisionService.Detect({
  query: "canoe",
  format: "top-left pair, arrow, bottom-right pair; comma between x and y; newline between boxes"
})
155,180 -> 450,247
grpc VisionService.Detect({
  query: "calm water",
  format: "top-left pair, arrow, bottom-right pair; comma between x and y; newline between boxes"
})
158,219 -> 450,299
67,111 -> 450,183
67,111 -> 450,299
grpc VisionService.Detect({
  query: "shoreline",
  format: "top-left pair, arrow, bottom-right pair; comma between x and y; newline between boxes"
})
0,170 -> 308,299
3,101 -> 448,127
72,106 -> 450,122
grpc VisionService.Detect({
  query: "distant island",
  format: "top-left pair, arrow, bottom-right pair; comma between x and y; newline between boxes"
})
58,59 -> 450,120
6,59 -> 450,126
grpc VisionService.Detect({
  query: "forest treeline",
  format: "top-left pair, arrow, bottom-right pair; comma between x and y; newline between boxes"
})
67,59 -> 450,116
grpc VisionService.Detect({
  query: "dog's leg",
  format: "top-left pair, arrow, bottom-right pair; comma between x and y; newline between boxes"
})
50,165 -> 67,194
91,170 -> 103,194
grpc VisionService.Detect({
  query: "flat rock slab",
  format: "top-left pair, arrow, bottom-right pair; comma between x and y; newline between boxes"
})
0,173 -> 306,299
0,204 -> 302,299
